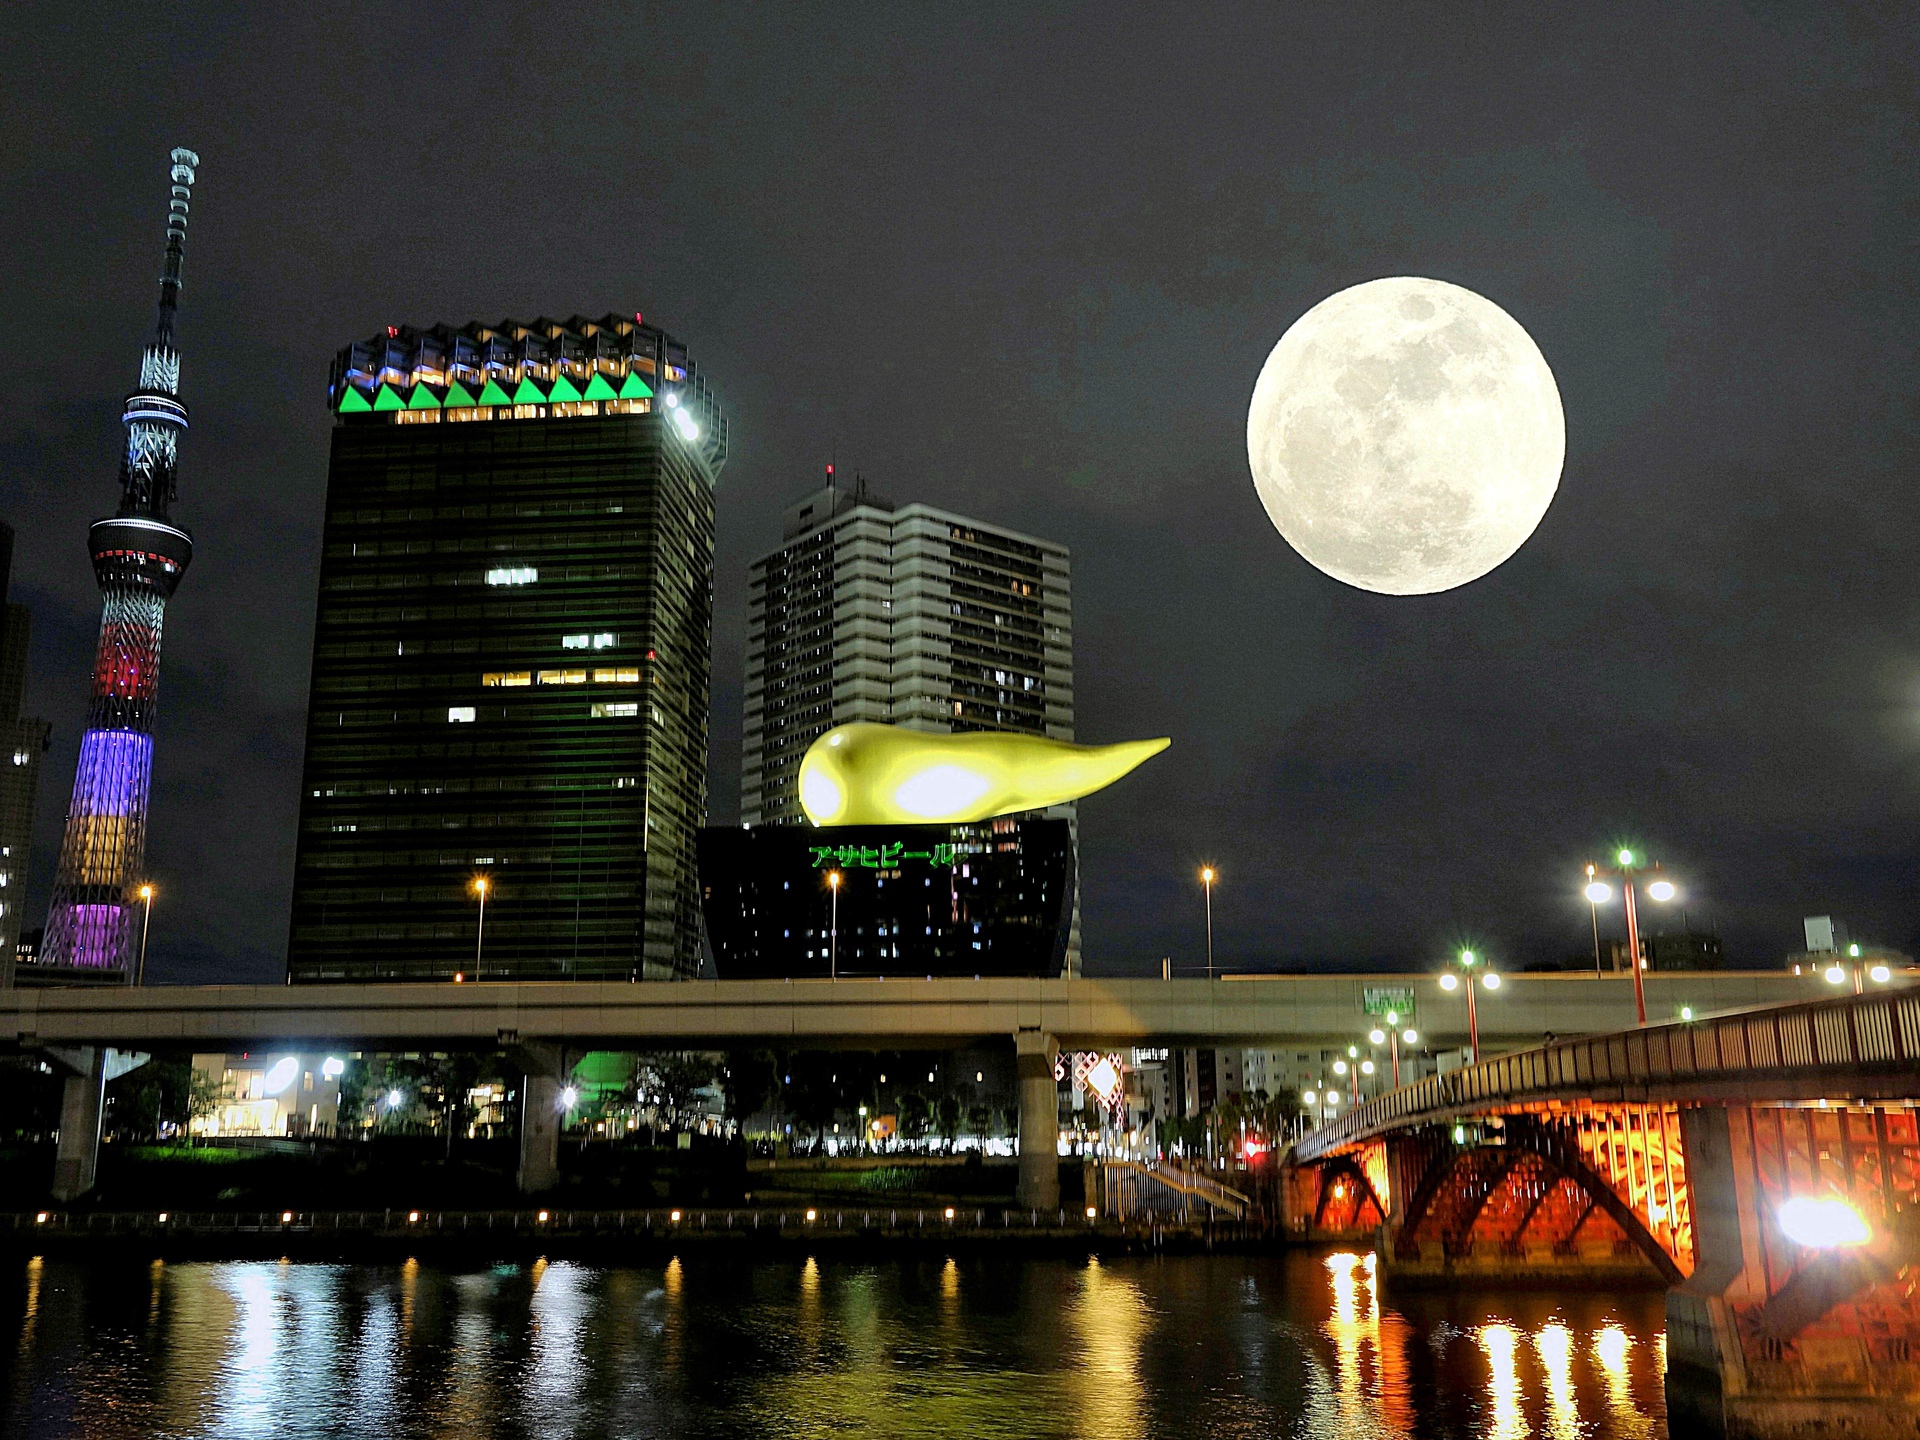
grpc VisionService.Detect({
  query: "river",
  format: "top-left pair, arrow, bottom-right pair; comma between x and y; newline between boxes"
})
1,1248 -> 1668,1438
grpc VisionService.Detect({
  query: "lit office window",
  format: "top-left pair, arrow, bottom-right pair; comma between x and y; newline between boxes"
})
448,707 -> 476,723
537,670 -> 588,685
484,566 -> 538,586
481,672 -> 532,687
562,634 -> 590,649
591,702 -> 639,719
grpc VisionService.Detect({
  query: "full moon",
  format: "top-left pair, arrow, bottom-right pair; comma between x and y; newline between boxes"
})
1246,277 -> 1565,596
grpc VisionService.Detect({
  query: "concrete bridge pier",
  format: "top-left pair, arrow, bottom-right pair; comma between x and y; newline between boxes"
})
45,1046 -> 148,1203
1666,1106 -> 1920,1440
513,1043 -> 566,1195
1015,1029 -> 1058,1210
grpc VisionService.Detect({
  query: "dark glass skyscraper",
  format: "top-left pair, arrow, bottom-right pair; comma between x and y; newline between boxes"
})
286,314 -> 725,983
0,522 -> 52,987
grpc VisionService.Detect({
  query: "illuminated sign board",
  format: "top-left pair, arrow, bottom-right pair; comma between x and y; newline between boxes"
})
809,842 -> 958,871
1363,985 -> 1416,1017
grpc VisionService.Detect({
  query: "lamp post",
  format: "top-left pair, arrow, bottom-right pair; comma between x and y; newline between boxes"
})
1438,949 -> 1496,1062
1584,850 -> 1678,1026
1584,863 -> 1605,976
1370,1013 -> 1418,1088
1200,866 -> 1216,979
1826,942 -> 1894,994
135,884 -> 154,987
472,876 -> 489,978
827,870 -> 842,980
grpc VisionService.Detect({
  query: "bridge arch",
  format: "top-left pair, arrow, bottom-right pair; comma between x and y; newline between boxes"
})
1388,1126 -> 1679,1282
1311,1154 -> 1385,1233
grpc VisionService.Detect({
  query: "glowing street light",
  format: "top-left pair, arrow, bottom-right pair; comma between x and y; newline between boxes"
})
471,875 -> 490,979
1777,1195 -> 1871,1249
1200,866 -> 1217,978
1583,864 -> 1609,974
1583,850 -> 1680,1026
135,883 -> 155,987
1372,1010 -> 1419,1087
1440,949 -> 1493,1062
827,870 -> 842,979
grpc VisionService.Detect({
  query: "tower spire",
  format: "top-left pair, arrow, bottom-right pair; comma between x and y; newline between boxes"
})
38,148 -> 202,981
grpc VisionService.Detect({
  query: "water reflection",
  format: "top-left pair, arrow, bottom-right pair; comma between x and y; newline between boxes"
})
0,1250 -> 1671,1439
1066,1258 -> 1150,1440
1316,1251 -> 1413,1440
1477,1323 -> 1526,1440
1535,1322 -> 1580,1440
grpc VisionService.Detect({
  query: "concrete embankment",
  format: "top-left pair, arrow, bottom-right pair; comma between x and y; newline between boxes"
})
0,1206 -> 1258,1261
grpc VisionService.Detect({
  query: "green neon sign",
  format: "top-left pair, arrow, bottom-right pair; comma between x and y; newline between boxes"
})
810,842 -> 958,871
1363,986 -> 1416,1018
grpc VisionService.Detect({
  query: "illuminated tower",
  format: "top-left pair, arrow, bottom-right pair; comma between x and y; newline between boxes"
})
38,148 -> 200,981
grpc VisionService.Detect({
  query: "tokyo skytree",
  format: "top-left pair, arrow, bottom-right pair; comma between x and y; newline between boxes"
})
40,148 -> 201,978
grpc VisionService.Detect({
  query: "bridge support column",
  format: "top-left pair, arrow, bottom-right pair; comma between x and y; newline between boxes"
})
1667,1105 -> 1920,1440
514,1044 -> 565,1195
50,1046 -> 106,1203
1015,1030 -> 1059,1211
45,1046 -> 147,1204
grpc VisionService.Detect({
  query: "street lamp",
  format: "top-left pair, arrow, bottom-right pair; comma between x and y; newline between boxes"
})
133,884 -> 156,986
1199,866 -> 1217,978
1371,1011 -> 1419,1087
1584,865 -> 1608,975
1439,949 -> 1495,1062
471,876 -> 490,978
827,870 -> 842,979
1583,850 -> 1679,1026
1827,942 -> 1893,993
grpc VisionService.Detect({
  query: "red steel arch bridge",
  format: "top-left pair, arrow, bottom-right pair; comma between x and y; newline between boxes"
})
1287,986 -> 1920,1440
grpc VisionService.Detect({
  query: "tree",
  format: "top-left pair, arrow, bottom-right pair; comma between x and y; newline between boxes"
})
639,1052 -> 721,1128
107,1053 -> 193,1139
934,1094 -> 961,1151
721,1050 -> 778,1127
187,1065 -> 225,1138
897,1090 -> 931,1147
784,1052 -> 842,1148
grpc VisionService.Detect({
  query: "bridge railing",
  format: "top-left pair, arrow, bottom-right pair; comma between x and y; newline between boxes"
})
1294,985 -> 1920,1160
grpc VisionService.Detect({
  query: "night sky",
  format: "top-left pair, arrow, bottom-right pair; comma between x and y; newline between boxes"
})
7,5 -> 1920,983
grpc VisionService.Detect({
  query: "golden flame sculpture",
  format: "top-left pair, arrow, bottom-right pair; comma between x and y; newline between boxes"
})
798,722 -> 1169,827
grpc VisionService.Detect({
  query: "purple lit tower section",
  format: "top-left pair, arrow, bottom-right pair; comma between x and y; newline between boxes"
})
40,148 -> 201,978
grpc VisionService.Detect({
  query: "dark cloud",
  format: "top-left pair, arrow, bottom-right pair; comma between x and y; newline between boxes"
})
4,3 -> 1918,981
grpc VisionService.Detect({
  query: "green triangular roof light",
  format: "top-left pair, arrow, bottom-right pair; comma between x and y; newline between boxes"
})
548,373 -> 584,403
443,379 -> 478,408
477,378 -> 514,407
337,385 -> 374,414
617,370 -> 653,399
511,375 -> 548,405
407,383 -> 442,409
372,384 -> 406,412
582,372 -> 618,401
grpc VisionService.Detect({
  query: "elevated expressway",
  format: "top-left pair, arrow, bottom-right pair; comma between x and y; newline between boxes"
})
1289,986 -> 1920,1440
0,969 -> 1841,1218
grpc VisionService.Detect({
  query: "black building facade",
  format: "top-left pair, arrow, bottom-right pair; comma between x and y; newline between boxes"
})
288,314 -> 725,982
698,817 -> 1074,979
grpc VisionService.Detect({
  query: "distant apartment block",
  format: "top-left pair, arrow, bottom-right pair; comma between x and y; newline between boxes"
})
739,473 -> 1078,964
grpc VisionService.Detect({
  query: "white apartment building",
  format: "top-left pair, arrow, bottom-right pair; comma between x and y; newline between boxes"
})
189,1052 -> 345,1138
741,474 -> 1080,964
